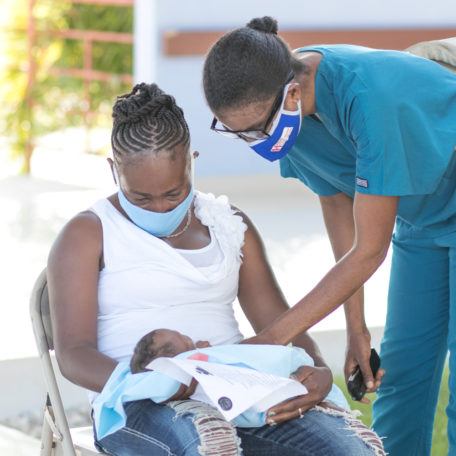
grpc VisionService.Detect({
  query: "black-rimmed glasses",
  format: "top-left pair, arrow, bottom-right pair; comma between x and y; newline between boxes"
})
210,72 -> 295,141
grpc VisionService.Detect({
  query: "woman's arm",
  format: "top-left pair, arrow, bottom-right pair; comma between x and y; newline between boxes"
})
320,193 -> 383,394
237,210 -> 327,367
237,211 -> 332,422
249,193 -> 397,350
47,212 -> 117,392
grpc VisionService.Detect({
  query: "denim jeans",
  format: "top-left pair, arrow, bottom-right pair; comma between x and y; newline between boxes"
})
94,399 -> 384,455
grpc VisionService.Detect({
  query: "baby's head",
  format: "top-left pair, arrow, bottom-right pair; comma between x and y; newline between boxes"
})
130,329 -> 209,373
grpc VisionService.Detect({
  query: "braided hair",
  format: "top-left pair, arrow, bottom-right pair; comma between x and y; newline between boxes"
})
203,16 -> 305,114
111,83 -> 190,162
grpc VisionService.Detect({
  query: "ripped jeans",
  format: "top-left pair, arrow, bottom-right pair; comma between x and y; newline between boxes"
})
94,399 -> 386,456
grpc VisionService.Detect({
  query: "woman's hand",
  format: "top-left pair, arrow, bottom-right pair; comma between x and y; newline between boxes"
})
345,329 -> 385,403
266,366 -> 333,425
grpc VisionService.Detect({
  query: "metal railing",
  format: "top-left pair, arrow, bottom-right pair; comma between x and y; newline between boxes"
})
24,0 -> 133,168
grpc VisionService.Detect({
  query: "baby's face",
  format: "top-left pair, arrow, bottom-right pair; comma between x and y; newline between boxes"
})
152,329 -> 209,357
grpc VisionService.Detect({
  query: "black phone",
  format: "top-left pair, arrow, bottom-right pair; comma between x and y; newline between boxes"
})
347,348 -> 381,401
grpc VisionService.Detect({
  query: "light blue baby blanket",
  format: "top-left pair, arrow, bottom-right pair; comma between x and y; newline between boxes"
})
93,344 -> 348,439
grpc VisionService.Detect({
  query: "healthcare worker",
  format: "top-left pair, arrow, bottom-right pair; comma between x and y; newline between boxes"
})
203,16 -> 456,456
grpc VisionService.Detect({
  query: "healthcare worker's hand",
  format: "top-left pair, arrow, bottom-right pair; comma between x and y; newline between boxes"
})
265,366 -> 332,425
345,329 -> 385,403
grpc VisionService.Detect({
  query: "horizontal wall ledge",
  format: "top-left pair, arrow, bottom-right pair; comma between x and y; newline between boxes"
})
163,28 -> 456,56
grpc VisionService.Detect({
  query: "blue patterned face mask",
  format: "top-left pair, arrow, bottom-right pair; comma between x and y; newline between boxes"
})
249,84 -> 302,162
114,167 -> 194,237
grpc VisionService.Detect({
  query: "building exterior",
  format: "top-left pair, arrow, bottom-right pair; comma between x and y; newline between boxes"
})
134,0 -> 456,176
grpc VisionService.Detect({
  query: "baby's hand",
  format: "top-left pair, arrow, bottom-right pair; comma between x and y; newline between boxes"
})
195,340 -> 211,348
160,378 -> 198,403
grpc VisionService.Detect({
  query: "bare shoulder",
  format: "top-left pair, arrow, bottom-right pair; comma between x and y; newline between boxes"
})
230,204 -> 264,252
48,210 -> 103,267
230,204 -> 253,226
52,210 -> 102,246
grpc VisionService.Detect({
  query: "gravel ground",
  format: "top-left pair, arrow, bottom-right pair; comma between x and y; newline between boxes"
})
0,406 -> 92,439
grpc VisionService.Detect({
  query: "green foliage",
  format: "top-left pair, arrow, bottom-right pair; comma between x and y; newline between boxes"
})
0,0 -> 69,172
0,0 -> 133,173
334,368 -> 449,455
58,3 -> 133,111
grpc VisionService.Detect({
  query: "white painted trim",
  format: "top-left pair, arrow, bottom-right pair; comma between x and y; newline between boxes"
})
133,0 -> 159,84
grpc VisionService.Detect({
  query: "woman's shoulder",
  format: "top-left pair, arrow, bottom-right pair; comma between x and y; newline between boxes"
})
195,191 -> 247,228
48,209 -> 103,264
310,45 -> 444,96
62,209 -> 102,238
194,191 -> 248,253
53,197 -> 118,246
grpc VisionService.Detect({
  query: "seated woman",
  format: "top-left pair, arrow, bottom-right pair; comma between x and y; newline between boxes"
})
48,82 -> 385,456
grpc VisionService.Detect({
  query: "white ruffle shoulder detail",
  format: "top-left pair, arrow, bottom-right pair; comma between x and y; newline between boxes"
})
194,191 -> 247,264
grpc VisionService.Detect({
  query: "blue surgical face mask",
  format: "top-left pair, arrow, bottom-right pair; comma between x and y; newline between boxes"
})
113,167 -> 194,237
249,84 -> 302,162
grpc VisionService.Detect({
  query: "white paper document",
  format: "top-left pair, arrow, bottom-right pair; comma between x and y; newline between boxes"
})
147,357 -> 308,421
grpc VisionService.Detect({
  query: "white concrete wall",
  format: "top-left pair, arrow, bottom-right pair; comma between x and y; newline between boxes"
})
157,0 -> 456,29
0,356 -> 88,419
134,0 -> 456,177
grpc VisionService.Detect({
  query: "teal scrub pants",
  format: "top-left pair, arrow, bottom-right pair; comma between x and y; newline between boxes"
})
373,221 -> 456,456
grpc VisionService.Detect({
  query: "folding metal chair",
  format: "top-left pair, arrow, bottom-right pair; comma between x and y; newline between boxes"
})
30,268 -> 104,455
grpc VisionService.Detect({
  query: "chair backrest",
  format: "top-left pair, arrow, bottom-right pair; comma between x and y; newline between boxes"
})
30,268 -> 54,354
30,269 -> 102,455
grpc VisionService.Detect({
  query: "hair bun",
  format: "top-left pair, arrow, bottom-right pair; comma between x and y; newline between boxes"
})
113,83 -> 178,124
246,16 -> 278,35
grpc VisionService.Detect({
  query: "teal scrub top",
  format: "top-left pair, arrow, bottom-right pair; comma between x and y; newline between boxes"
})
280,45 -> 456,235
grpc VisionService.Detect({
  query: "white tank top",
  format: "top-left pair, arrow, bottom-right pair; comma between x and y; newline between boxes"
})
176,229 -> 223,273
90,191 -> 246,367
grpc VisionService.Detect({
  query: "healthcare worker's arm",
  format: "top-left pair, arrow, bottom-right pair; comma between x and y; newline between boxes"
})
320,192 -> 384,399
243,193 -> 397,389
236,209 -> 333,421
237,209 -> 328,367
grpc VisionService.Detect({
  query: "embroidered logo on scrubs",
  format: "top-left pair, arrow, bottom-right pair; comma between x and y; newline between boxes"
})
356,177 -> 369,188
271,127 -> 293,152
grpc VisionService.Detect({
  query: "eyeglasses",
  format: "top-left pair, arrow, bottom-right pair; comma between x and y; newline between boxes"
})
210,72 -> 295,141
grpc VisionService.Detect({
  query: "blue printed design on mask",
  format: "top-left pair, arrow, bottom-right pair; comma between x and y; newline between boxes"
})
117,186 -> 194,237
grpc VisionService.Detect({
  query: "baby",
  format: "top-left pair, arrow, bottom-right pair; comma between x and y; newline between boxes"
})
130,328 -> 211,373
94,328 -> 351,440
128,328 -> 348,413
